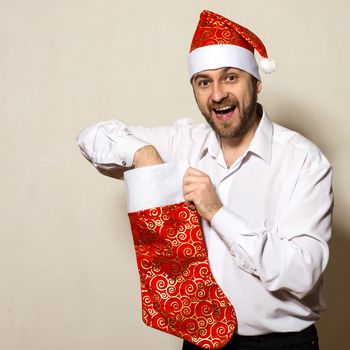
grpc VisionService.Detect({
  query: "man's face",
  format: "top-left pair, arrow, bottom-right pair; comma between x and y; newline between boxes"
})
192,67 -> 262,140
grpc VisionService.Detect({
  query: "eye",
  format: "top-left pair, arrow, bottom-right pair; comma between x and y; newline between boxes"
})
197,79 -> 210,88
225,74 -> 236,82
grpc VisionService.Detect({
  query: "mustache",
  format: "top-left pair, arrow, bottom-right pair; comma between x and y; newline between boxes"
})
209,97 -> 239,109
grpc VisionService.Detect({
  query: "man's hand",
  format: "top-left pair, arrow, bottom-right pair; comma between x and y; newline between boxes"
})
183,167 -> 222,221
133,145 -> 163,168
94,164 -> 128,179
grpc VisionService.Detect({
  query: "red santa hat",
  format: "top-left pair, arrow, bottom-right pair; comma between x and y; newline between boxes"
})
188,10 -> 276,81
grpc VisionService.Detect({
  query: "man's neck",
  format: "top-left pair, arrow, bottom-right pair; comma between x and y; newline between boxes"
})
220,112 -> 261,168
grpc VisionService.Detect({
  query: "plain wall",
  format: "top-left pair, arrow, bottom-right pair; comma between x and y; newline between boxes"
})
1,0 -> 349,349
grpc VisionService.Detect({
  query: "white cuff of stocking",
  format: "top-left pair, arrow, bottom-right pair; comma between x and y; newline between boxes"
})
124,160 -> 189,212
188,44 -> 261,81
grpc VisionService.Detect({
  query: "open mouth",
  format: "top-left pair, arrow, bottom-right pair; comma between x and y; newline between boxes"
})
213,105 -> 236,118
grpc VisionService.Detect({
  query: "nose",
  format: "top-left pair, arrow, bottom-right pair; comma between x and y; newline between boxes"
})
211,83 -> 229,103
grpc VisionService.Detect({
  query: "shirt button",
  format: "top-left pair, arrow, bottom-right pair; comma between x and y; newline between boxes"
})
122,161 -> 126,166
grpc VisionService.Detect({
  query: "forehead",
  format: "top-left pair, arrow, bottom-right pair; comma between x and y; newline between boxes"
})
192,67 -> 244,80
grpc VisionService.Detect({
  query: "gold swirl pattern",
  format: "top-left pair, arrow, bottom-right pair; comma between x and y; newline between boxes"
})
190,10 -> 267,59
128,201 -> 236,349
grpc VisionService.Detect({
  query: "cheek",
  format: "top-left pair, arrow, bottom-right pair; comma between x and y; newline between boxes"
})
195,93 -> 209,110
239,89 -> 255,106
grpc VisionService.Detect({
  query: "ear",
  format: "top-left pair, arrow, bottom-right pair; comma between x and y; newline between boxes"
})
256,80 -> 262,94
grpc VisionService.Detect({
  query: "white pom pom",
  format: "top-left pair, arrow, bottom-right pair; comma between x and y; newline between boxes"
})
259,58 -> 277,74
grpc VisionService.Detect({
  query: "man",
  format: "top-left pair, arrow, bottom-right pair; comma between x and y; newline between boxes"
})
77,10 -> 333,350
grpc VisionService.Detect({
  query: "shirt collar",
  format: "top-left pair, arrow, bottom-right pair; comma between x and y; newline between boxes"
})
248,108 -> 273,164
199,105 -> 274,164
204,130 -> 221,158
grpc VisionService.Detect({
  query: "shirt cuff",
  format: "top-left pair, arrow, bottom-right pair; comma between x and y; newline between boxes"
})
211,207 -> 259,274
124,160 -> 189,212
76,120 -> 149,167
115,135 -> 150,167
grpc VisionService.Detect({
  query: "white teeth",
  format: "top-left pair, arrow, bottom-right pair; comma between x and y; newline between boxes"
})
216,106 -> 232,112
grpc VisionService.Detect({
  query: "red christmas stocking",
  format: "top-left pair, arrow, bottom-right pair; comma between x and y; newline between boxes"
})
125,162 -> 236,349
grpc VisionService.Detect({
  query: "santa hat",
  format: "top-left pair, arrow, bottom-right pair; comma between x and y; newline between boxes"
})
188,10 -> 276,81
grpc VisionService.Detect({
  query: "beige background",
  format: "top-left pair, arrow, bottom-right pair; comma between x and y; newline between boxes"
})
1,0 -> 349,349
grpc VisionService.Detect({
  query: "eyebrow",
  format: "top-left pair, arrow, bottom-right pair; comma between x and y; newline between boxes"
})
193,67 -> 240,83
193,74 -> 210,83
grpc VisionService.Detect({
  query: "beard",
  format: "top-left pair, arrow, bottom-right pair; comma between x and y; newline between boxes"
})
198,86 -> 259,140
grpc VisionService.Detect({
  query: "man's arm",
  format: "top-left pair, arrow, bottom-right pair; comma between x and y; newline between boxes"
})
183,165 -> 333,299
89,145 -> 163,179
76,119 -> 190,178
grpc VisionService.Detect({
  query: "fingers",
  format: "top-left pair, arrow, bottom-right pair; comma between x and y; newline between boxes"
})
183,168 -> 200,210
133,145 -> 163,168
187,202 -> 196,211
182,167 -> 222,221
183,167 -> 210,186
183,172 -> 212,206
183,167 -> 212,207
95,164 -> 126,179
183,183 -> 198,206
184,167 -> 206,178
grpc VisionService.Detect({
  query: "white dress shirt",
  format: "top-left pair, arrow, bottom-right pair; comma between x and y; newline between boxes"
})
77,107 -> 333,335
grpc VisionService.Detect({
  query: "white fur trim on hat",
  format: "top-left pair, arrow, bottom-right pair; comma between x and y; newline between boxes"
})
188,44 -> 261,81
259,58 -> 277,74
